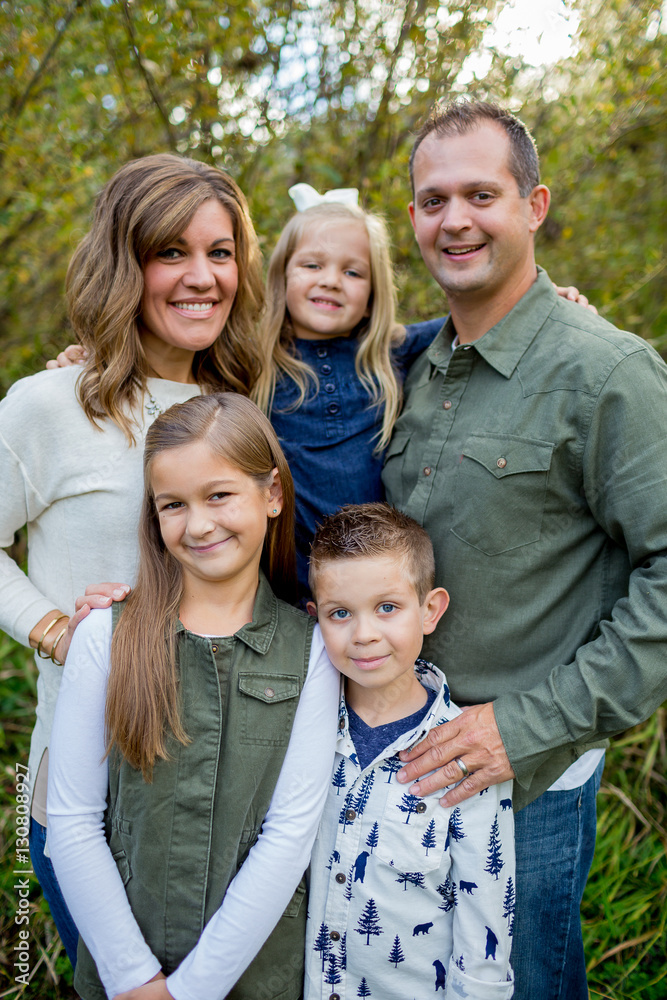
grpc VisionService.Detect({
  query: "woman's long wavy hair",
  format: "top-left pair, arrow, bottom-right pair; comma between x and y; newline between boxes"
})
251,202 -> 406,452
105,393 -> 297,779
68,154 -> 264,442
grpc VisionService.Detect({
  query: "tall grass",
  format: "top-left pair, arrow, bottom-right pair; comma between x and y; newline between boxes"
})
1,635 -> 665,998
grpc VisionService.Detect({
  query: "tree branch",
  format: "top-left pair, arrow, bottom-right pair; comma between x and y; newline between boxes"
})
122,0 -> 178,150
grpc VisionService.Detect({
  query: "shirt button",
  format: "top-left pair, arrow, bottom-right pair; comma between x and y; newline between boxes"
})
338,717 -> 346,730
329,930 -> 341,941
317,347 -> 328,358
264,687 -> 275,698
497,457 -> 507,469
321,363 -> 333,375
443,399 -> 452,410
329,994 -> 341,1000
335,872 -> 346,884
423,467 -> 432,476
211,644 -> 218,653
324,382 -> 336,393
345,808 -> 356,821
415,802 -> 427,813
327,402 -> 340,415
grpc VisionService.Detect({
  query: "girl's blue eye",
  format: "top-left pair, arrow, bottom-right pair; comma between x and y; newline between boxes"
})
331,609 -> 350,620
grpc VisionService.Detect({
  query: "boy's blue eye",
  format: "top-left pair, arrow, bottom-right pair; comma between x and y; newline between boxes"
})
379,603 -> 396,614
331,609 -> 350,620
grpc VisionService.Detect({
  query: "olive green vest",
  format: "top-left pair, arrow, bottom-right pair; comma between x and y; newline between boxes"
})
75,575 -> 313,1000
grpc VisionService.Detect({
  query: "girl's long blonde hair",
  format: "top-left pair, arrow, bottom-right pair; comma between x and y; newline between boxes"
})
105,393 -> 297,779
68,155 -> 264,443
252,203 -> 406,451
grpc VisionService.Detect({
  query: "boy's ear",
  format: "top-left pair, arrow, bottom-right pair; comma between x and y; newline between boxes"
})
421,587 -> 449,635
306,600 -> 318,619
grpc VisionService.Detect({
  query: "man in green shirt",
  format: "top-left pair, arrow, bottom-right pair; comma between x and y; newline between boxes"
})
382,100 -> 667,1000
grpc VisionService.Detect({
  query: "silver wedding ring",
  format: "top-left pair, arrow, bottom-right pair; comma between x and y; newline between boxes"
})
454,756 -> 470,778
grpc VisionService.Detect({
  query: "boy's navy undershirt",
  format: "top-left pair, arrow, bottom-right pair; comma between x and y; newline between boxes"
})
346,688 -> 437,771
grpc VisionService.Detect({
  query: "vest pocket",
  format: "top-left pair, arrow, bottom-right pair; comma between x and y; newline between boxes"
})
450,434 -> 554,555
382,432 -> 411,505
112,849 -> 132,886
238,672 -> 301,746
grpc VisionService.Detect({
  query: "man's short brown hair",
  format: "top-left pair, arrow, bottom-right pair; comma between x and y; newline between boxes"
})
309,502 -> 436,603
409,98 -> 540,198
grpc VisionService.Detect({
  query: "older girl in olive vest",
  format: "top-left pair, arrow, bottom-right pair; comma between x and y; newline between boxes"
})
48,393 -> 338,1000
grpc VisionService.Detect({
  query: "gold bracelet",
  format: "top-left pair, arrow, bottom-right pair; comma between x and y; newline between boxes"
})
36,614 -> 68,659
50,625 -> 69,666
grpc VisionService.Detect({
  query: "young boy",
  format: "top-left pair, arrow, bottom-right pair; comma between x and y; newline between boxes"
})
305,503 -> 514,1000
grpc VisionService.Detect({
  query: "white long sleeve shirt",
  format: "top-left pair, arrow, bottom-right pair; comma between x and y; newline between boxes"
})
0,366 -> 200,804
48,609 -> 339,1000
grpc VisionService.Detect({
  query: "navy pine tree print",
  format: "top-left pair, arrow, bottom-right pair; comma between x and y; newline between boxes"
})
313,922 -> 331,970
448,807 -> 465,842
352,770 -> 375,816
436,876 -> 458,911
421,818 -> 437,855
380,756 -> 402,782
503,876 -> 515,935
339,932 -> 347,970
344,865 -> 355,902
366,821 -> 380,853
324,952 -> 341,986
388,934 -> 405,968
455,955 -> 465,972
395,870 -> 426,891
332,758 -> 347,795
485,816 -> 504,880
355,898 -> 383,945
357,977 -> 372,996
396,792 -> 421,823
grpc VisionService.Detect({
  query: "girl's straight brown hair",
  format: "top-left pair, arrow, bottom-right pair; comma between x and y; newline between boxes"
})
68,154 -> 264,442
105,393 -> 297,779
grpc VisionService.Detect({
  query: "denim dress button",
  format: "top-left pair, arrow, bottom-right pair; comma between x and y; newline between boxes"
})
321,363 -> 333,375
317,346 -> 328,358
327,402 -> 340,414
325,383 -> 336,393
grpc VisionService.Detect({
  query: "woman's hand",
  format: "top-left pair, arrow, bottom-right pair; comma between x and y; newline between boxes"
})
45,344 -> 87,369
553,284 -> 598,314
36,584 -> 132,664
113,971 -> 172,1000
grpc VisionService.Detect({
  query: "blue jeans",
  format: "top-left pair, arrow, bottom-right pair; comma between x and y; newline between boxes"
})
29,817 -> 78,968
511,756 -> 604,1000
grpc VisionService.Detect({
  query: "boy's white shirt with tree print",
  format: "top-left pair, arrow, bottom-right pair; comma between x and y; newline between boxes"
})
304,660 -> 515,999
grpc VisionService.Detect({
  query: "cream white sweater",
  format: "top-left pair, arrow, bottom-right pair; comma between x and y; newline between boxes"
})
0,366 -> 200,804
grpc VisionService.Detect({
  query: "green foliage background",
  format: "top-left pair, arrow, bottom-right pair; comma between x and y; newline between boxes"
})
0,0 -> 665,997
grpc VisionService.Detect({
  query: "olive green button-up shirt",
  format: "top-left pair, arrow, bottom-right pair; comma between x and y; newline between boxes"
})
383,269 -> 667,808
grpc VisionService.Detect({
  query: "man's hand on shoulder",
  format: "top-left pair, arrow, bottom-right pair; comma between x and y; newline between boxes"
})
396,702 -> 514,808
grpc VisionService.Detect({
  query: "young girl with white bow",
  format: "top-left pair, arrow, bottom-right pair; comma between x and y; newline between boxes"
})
252,185 -> 442,598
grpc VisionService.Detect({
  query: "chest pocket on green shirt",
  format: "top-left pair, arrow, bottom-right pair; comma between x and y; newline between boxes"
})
238,672 -> 301,746
451,435 -> 554,556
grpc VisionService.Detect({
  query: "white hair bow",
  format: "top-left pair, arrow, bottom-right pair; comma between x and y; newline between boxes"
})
288,183 -> 359,212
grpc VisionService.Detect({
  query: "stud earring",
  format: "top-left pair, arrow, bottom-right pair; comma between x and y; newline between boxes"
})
272,509 -> 278,514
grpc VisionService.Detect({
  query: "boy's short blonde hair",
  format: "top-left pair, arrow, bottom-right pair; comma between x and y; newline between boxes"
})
309,502 -> 435,603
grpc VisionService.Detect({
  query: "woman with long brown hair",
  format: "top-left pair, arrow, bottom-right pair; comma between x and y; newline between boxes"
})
0,154 -> 264,964
48,393 -> 338,1000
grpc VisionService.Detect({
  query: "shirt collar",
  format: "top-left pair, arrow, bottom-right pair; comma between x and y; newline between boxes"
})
426,267 -> 558,380
336,658 -> 453,759
174,571 -> 282,654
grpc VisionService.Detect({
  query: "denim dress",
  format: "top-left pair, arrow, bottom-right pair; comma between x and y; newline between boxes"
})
269,318 -> 444,597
